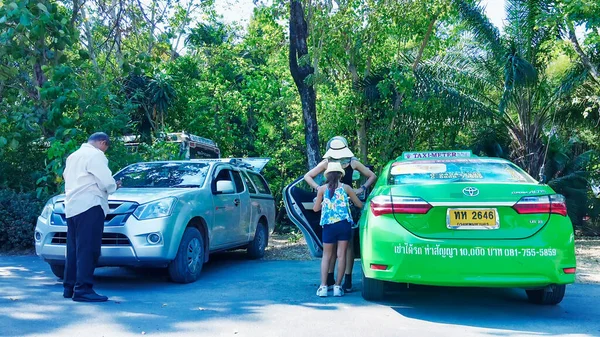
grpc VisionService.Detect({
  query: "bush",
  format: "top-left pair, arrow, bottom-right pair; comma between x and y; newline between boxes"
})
0,189 -> 44,252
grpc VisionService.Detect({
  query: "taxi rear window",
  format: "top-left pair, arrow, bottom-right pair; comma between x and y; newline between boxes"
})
389,160 -> 535,185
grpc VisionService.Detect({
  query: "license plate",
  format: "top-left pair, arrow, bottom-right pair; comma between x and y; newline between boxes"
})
447,208 -> 499,229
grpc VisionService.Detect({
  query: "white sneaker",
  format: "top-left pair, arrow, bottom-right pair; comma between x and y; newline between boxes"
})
333,285 -> 344,297
316,285 -> 328,297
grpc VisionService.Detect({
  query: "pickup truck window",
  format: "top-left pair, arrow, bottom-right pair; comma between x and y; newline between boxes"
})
232,171 -> 245,193
248,172 -> 271,194
214,168 -> 232,183
241,172 -> 257,194
115,162 -> 209,188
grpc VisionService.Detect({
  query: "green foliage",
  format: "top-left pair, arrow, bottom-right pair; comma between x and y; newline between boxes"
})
545,138 -> 597,226
0,0 -> 599,239
0,189 -> 44,251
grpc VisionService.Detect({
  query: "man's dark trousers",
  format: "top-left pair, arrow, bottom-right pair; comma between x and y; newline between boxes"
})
64,205 -> 104,294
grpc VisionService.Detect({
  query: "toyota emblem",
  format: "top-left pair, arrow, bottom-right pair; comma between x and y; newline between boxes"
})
463,187 -> 479,197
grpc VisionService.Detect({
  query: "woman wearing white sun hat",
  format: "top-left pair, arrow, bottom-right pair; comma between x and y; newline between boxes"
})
304,136 -> 377,293
312,161 -> 363,297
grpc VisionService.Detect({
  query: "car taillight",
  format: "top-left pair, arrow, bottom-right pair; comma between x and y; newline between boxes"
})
370,264 -> 388,270
512,195 -> 567,216
371,195 -> 432,216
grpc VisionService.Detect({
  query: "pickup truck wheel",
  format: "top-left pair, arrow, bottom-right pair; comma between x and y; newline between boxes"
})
168,227 -> 204,284
526,284 -> 566,305
49,263 -> 65,279
247,222 -> 268,259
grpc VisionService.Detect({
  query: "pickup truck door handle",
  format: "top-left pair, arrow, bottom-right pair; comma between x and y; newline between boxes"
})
234,199 -> 241,206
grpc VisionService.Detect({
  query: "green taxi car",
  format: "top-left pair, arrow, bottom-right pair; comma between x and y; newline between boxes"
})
360,151 -> 576,304
283,151 -> 576,305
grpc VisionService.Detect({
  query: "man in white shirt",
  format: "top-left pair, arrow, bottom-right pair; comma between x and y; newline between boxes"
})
62,132 -> 120,302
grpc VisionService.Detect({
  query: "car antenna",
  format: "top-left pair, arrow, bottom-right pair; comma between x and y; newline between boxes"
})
539,105 -> 559,183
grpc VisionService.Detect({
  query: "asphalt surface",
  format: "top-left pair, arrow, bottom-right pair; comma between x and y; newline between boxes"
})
1,253 -> 599,337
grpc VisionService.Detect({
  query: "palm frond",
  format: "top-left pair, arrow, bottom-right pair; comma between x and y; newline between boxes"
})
564,150 -> 596,175
352,68 -> 390,104
413,67 -> 495,119
499,53 -> 538,115
504,0 -> 556,68
455,0 -> 506,61
415,51 -> 501,106
549,173 -> 590,197
554,63 -> 589,98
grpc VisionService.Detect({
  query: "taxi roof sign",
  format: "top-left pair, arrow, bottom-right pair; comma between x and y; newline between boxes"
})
398,150 -> 475,161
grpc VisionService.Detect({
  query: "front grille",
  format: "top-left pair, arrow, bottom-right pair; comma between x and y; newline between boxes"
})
51,232 -> 131,246
51,232 -> 67,244
101,233 -> 131,246
52,201 -> 138,227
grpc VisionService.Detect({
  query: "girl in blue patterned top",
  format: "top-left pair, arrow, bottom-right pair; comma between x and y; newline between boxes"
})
313,162 -> 363,297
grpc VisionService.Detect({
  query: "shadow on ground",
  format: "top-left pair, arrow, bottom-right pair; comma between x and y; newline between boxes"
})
0,252 -> 364,336
1,253 -> 599,336
389,284 -> 597,334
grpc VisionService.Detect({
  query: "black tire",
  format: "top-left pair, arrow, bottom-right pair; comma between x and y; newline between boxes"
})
247,222 -> 268,259
168,227 -> 205,284
362,270 -> 385,301
526,284 -> 566,305
49,263 -> 65,279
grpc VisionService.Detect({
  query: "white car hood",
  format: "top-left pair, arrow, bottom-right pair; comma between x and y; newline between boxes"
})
54,188 -> 196,205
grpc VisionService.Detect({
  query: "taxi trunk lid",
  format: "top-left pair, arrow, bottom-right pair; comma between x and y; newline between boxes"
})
383,183 -> 560,240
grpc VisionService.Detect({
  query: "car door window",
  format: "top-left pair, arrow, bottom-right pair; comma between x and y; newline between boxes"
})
248,173 -> 271,194
241,172 -> 257,194
232,171 -> 245,193
214,168 -> 234,194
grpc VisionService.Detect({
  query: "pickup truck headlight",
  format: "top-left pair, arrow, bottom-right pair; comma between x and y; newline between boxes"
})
133,197 -> 176,220
40,200 -> 54,220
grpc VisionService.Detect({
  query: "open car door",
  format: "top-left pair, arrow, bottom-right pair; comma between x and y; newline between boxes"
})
282,176 -> 324,257
283,169 -> 373,258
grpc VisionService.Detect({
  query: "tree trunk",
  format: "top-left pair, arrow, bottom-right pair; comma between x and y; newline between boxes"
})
70,0 -> 82,31
348,47 -> 368,163
81,6 -> 100,73
289,0 -> 320,169
357,116 -> 367,162
383,89 -> 404,162
567,20 -> 600,84
413,14 -> 438,71
107,1 -> 123,66
171,0 -> 195,60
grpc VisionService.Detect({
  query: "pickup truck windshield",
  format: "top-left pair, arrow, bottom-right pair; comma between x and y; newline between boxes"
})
115,162 -> 210,188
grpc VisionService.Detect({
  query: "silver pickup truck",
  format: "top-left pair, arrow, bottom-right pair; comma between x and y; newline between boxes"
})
34,158 -> 275,283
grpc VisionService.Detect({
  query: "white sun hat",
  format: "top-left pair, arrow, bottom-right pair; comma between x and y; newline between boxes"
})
323,138 -> 354,159
324,161 -> 345,177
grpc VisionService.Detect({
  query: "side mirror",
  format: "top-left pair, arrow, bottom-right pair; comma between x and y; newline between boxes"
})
216,180 -> 235,194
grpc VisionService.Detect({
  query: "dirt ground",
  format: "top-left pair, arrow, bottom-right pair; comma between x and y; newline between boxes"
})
575,238 -> 600,284
264,233 -> 314,261
265,233 -> 600,284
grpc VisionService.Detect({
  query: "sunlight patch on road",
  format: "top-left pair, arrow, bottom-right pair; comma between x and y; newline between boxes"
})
0,266 -> 30,277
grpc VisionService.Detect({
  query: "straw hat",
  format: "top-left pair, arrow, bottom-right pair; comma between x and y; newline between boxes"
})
323,138 -> 354,159
324,162 -> 345,177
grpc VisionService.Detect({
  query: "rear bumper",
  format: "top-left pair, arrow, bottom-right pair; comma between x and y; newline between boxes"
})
360,214 -> 576,288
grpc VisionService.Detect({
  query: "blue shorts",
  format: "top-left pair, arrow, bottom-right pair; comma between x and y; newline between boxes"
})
322,220 -> 352,244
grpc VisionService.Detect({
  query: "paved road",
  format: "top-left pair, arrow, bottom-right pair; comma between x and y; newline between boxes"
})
1,253 -> 599,337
